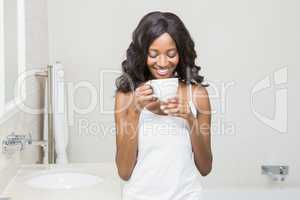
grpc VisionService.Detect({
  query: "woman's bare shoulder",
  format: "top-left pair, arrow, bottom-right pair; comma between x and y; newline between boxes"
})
178,81 -> 209,96
192,83 -> 209,97
191,84 -> 210,114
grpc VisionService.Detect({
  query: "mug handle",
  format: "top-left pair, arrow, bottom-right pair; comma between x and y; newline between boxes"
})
145,81 -> 158,98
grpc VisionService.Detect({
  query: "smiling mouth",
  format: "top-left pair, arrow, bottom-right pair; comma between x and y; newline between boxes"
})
156,69 -> 169,76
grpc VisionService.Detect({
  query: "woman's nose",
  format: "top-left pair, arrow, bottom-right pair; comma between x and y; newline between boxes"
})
157,55 -> 168,67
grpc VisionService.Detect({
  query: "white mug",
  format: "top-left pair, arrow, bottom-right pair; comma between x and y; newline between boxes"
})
146,78 -> 178,102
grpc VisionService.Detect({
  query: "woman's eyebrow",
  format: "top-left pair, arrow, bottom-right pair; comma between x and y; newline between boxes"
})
148,48 -> 177,52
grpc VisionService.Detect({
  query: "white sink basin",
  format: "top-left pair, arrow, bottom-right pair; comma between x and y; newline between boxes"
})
25,171 -> 103,190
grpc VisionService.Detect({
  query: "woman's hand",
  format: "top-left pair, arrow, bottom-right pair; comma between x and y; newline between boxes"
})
160,96 -> 195,125
133,84 -> 157,112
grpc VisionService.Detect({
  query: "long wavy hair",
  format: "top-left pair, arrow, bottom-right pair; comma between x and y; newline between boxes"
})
115,11 -> 208,93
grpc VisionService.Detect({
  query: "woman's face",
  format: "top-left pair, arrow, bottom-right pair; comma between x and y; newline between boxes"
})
147,33 -> 179,79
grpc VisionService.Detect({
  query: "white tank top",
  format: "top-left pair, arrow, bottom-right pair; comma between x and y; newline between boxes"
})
122,84 -> 203,200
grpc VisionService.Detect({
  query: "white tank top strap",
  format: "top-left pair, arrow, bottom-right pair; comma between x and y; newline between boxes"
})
188,83 -> 198,118
188,82 -> 193,101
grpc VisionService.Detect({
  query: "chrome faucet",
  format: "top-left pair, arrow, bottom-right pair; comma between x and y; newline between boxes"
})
261,165 -> 289,181
2,132 -> 30,156
2,132 -> 48,160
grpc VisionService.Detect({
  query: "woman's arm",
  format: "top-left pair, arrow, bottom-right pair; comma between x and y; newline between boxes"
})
115,91 -> 140,181
187,85 -> 213,176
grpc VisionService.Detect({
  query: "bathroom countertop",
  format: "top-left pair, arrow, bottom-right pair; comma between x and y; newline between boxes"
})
2,162 -> 122,200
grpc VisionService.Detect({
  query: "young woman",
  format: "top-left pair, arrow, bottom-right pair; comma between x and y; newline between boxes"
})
114,11 -> 212,200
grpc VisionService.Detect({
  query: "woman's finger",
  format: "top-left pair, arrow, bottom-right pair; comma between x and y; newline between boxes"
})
141,88 -> 153,96
169,103 -> 179,109
136,84 -> 150,93
141,84 -> 151,91
166,96 -> 179,103
141,95 -> 156,101
163,107 -> 180,115
173,113 -> 190,120
164,102 -> 190,114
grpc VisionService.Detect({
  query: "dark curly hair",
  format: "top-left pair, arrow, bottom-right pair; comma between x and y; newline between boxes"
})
115,11 -> 208,93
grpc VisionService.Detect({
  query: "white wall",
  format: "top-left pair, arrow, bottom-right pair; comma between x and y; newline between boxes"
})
0,0 -> 49,192
47,0 -> 300,187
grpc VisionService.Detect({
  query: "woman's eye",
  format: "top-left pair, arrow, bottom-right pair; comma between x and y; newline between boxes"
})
168,53 -> 177,58
168,53 -> 176,58
148,51 -> 177,58
148,53 -> 158,58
